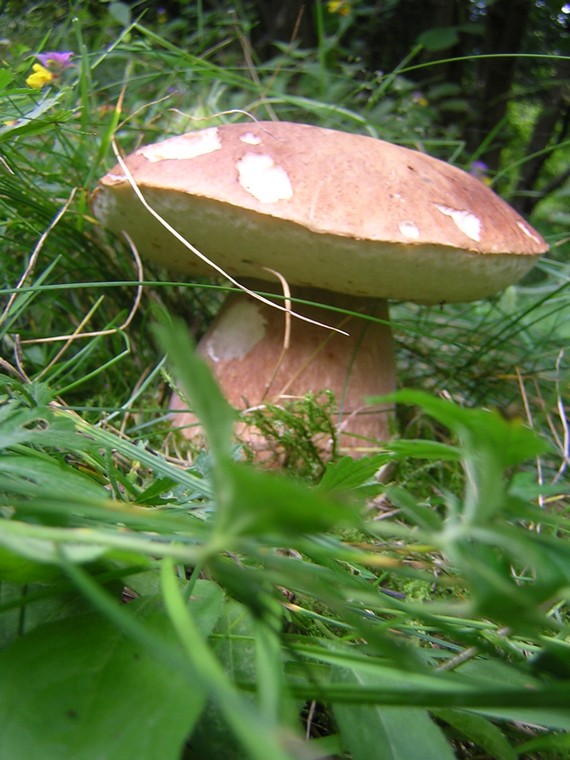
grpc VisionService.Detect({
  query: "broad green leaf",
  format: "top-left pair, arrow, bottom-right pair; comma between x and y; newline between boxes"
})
386,439 -> 461,461
0,594 -> 217,760
332,667 -> 455,760
0,404 -> 77,450
457,659 -> 570,731
433,709 -> 516,760
0,545 -> 66,582
417,26 -> 460,51
109,1 -> 132,26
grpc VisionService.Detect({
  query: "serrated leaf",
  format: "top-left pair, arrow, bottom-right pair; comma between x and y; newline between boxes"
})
376,390 -> 549,524
217,459 -> 360,538
385,390 -> 548,467
317,454 -> 390,496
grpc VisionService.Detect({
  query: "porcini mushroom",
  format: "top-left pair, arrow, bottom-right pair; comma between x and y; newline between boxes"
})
92,121 -> 547,456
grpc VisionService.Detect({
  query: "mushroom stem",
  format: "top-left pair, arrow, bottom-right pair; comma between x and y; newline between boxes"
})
170,280 -> 396,457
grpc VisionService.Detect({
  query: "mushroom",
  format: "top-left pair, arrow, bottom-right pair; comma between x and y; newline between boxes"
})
92,121 -> 547,456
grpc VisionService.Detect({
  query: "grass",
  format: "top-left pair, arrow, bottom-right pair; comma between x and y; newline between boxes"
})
0,4 -> 569,759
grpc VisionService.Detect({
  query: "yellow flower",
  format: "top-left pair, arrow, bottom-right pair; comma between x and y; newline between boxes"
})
26,63 -> 54,89
412,91 -> 429,107
327,1 -> 351,15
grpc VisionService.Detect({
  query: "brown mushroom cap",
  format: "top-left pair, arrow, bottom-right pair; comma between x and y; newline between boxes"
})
93,121 -> 547,303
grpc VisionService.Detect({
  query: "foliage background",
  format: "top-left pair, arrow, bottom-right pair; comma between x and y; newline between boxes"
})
0,1 -> 568,759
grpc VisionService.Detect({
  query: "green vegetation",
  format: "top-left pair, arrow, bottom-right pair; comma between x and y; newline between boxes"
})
0,2 -> 568,758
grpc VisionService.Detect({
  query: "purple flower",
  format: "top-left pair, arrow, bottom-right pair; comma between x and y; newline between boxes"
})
469,160 -> 489,176
470,160 -> 491,185
412,91 -> 429,107
36,51 -> 74,74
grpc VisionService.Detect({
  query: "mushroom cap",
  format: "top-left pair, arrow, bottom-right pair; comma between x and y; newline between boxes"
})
92,121 -> 547,303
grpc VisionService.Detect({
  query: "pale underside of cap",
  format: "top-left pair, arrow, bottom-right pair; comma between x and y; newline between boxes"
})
93,121 -> 547,303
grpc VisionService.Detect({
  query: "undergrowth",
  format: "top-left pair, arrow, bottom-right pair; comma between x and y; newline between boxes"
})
0,3 -> 568,759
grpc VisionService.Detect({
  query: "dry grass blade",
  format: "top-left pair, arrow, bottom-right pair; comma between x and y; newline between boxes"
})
19,231 -> 144,349
0,189 -> 76,327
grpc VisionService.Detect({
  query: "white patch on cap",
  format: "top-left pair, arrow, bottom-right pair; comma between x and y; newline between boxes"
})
204,300 -> 266,362
237,153 -> 293,203
516,220 -> 542,244
138,128 -> 222,162
435,204 -> 481,242
240,132 -> 262,145
104,172 -> 127,184
399,220 -> 420,239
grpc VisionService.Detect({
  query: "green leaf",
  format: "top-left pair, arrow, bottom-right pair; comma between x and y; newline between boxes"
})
217,460 -> 361,539
0,404 -> 77,450
386,439 -> 461,461
332,667 -> 455,760
317,453 -> 391,499
385,390 -> 548,468
0,454 -> 109,502
190,599 -> 258,760
160,559 -> 301,760
0,68 -> 14,89
0,545 -> 67,582
0,596 -> 210,760
0,531 -> 107,565
517,731 -> 570,755
417,27 -> 460,51
378,390 -> 548,524
153,315 -> 236,462
385,485 -> 443,530
530,637 -> 570,680
457,659 -> 570,730
109,1 -> 132,26
433,709 -> 516,760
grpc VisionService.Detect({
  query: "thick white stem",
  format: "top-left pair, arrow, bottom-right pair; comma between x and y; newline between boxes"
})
170,281 -> 396,457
